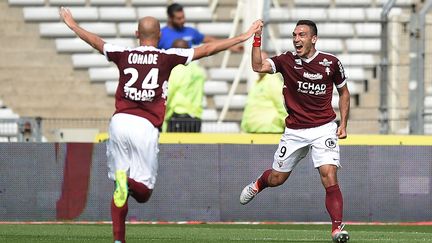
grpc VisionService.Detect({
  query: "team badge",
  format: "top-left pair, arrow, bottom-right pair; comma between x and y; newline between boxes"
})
319,58 -> 332,67
325,138 -> 337,149
325,67 -> 330,75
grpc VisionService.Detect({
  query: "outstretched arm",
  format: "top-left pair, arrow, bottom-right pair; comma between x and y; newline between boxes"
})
59,7 -> 105,54
251,22 -> 273,74
336,85 -> 350,139
192,20 -> 263,60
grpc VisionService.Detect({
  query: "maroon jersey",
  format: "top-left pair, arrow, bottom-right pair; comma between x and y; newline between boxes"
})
268,50 -> 346,129
104,43 -> 194,128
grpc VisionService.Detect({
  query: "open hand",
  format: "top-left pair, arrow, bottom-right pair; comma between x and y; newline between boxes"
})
246,19 -> 264,39
59,7 -> 77,29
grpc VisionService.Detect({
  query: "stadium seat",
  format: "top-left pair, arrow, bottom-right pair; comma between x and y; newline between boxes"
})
365,8 -> 402,21
184,7 -> 212,21
355,23 -> 381,37
344,67 -> 366,81
8,0 -> 44,6
201,122 -> 240,133
105,81 -> 118,96
56,38 -> 135,53
213,95 -> 247,109
204,81 -> 229,95
118,22 -> 166,37
0,109 -> 19,119
40,23 -> 116,37
334,0 -> 373,6
137,7 -> 167,21
197,23 -> 232,37
176,0 -> 209,6
202,109 -> 218,121
48,0 -> 87,6
425,96 -> 432,108
289,8 -> 328,21
331,95 -> 339,108
327,8 -> 366,21
0,123 -> 18,137
294,0 -> 331,6
208,68 -> 247,81
131,0 -> 167,6
72,54 -> 110,68
24,7 -> 99,22
89,0 -> 126,6
89,67 -> 118,82
99,7 -> 137,21
376,0 -> 413,6
338,54 -> 377,66
346,39 -> 381,53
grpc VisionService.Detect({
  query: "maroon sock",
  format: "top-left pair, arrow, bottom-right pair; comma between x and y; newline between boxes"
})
111,197 -> 128,243
255,169 -> 272,192
325,184 -> 343,232
128,178 -> 153,203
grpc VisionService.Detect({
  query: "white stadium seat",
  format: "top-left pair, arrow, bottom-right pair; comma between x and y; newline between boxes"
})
184,7 -> 213,21
40,23 -> 75,37
334,0 -> 373,6
56,38 -> 134,53
346,39 -> 381,52
201,122 -> 240,133
89,0 -> 126,5
131,0 -> 167,6
105,81 -> 118,96
72,54 -> 110,68
24,7 -> 99,22
376,0 -> 413,6
338,54 -> 377,66
213,95 -> 247,109
332,95 -> 339,109
269,8 -> 290,22
208,68 -> 247,81
41,23 -> 116,37
48,0 -> 87,6
0,123 -> 18,137
204,81 -> 229,95
328,8 -> 366,21
365,8 -> 402,21
8,0 -> 44,6
89,67 -> 119,82
355,23 -> 381,37
0,109 -> 19,119
289,8 -> 328,21
176,0 -> 209,6
197,23 -> 232,37
344,67 -> 366,81
202,109 -> 218,121
137,7 -> 167,20
118,22 -> 166,37
425,96 -> 432,108
294,0 -> 331,6
99,7 -> 137,21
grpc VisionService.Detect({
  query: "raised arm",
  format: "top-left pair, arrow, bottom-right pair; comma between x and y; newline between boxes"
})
59,7 -> 105,54
251,23 -> 273,74
192,20 -> 263,60
336,85 -> 350,139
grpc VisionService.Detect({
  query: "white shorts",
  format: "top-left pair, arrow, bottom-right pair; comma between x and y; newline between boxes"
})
273,121 -> 340,172
107,113 -> 159,189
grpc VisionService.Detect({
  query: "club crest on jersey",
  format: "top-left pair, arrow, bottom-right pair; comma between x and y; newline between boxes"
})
319,58 -> 332,67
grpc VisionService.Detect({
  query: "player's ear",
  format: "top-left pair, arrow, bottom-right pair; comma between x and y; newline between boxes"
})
311,35 -> 317,44
135,30 -> 139,39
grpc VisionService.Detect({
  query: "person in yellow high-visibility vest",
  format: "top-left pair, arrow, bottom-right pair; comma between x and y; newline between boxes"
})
241,52 -> 287,133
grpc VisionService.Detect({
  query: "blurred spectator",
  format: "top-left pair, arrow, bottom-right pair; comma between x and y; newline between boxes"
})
164,39 -> 206,132
158,3 -> 242,52
241,52 -> 287,133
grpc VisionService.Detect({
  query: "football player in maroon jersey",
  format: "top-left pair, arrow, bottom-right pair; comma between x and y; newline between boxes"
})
240,20 -> 350,243
60,7 -> 262,243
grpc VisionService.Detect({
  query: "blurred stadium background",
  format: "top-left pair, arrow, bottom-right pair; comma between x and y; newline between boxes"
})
1,0 -> 432,233
0,0 -> 431,142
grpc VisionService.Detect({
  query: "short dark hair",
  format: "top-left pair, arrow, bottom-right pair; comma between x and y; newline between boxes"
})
296,20 -> 318,36
167,3 -> 184,17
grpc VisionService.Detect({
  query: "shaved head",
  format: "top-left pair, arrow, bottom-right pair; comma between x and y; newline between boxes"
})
137,16 -> 160,40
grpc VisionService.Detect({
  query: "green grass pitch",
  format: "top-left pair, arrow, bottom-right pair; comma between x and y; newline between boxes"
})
1,223 -> 432,242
